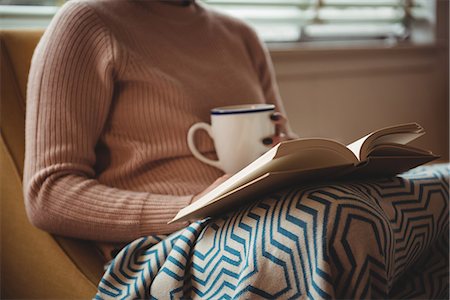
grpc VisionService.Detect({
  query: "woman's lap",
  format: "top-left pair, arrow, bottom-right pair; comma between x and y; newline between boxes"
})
96,164 -> 449,299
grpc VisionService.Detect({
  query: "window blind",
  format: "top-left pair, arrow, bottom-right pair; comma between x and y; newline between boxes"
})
204,0 -> 435,42
0,0 -> 434,42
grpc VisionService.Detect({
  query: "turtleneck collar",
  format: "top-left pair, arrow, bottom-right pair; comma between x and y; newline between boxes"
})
145,0 -> 205,25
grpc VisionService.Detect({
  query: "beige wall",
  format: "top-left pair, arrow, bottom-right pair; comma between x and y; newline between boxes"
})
270,1 -> 449,161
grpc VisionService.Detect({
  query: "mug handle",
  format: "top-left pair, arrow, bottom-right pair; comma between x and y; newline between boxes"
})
187,122 -> 222,170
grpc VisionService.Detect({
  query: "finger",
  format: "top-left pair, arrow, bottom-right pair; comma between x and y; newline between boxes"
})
270,113 -> 288,136
275,123 -> 282,136
262,137 -> 273,146
262,133 -> 287,148
270,135 -> 283,146
270,112 -> 287,125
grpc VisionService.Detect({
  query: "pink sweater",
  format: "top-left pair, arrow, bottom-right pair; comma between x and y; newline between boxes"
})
24,0 -> 285,242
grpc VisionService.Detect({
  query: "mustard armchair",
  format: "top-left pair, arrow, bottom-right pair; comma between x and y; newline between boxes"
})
1,30 -> 104,299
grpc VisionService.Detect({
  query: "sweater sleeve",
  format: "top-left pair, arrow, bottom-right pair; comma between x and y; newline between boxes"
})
23,1 -> 191,242
241,25 -> 297,136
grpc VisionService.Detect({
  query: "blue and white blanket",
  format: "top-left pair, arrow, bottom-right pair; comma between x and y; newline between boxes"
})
96,164 -> 449,299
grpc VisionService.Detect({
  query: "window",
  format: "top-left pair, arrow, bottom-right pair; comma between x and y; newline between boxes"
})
0,0 -> 61,28
1,0 -> 435,44
205,0 -> 435,43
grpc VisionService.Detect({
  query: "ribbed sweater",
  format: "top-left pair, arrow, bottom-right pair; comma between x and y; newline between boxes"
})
24,0 -> 286,242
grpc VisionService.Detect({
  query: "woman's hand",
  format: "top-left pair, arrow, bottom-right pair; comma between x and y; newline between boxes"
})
191,174 -> 231,204
262,112 -> 299,147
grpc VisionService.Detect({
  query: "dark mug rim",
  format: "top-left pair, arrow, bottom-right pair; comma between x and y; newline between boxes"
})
211,104 -> 275,115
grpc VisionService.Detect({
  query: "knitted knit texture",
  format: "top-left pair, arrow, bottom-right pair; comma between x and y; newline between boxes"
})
24,0 -> 285,242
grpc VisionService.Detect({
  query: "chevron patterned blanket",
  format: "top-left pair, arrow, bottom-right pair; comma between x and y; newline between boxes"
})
96,164 -> 449,299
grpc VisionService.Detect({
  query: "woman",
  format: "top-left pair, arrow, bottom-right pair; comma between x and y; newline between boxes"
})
24,0 -> 294,258
25,0 -> 448,299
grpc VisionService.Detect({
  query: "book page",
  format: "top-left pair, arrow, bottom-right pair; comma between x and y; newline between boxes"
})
368,143 -> 433,156
367,132 -> 425,154
179,144 -> 280,216
347,134 -> 368,161
347,123 -> 425,161
171,163 -> 355,223
171,139 -> 358,223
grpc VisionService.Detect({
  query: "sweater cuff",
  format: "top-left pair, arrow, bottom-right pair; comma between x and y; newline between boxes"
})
139,194 -> 193,236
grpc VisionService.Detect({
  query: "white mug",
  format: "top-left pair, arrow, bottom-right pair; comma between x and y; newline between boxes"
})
187,104 -> 276,174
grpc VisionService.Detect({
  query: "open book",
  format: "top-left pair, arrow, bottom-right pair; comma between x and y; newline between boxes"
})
170,123 -> 438,223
